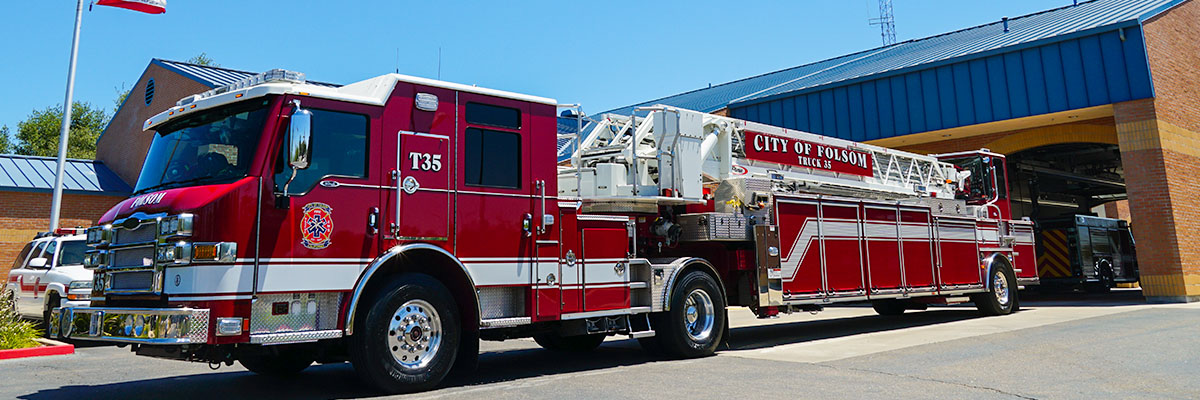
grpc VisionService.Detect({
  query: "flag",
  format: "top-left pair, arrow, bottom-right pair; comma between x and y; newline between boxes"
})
95,0 -> 166,14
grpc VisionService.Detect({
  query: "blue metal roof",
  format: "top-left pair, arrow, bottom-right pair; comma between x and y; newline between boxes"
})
601,0 -> 1183,118
152,59 -> 341,89
0,155 -> 131,195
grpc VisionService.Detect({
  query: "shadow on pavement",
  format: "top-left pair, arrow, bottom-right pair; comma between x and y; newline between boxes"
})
1018,287 -> 1146,307
15,288 -> 1149,399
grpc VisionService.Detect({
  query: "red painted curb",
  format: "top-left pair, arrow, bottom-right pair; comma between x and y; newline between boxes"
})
0,342 -> 75,360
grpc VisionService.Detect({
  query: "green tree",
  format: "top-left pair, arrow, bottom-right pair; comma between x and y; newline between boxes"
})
186,52 -> 218,66
114,83 -> 130,111
0,126 -> 11,154
15,102 -> 107,159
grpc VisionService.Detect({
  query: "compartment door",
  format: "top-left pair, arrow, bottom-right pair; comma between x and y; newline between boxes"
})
900,208 -> 936,292
865,206 -> 903,293
776,198 -> 824,299
821,202 -> 865,296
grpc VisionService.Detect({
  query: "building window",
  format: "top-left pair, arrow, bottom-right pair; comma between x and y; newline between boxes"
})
275,109 -> 369,193
145,79 -> 156,106
464,127 -> 520,189
465,102 -> 521,129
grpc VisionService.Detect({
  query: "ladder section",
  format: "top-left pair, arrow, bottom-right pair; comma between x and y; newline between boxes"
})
560,105 -> 963,204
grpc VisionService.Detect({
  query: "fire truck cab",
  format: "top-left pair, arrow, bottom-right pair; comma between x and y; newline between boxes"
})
51,69 -> 1033,393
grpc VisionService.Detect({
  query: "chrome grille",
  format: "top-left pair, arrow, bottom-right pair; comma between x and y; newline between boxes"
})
114,222 -> 157,245
110,271 -> 155,291
110,246 -> 155,269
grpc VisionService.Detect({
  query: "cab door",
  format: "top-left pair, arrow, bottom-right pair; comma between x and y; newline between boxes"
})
16,241 -> 51,317
452,93 -> 536,305
391,84 -> 455,243
264,97 -> 382,293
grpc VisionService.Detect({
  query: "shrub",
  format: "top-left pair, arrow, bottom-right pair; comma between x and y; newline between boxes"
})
0,291 -> 42,350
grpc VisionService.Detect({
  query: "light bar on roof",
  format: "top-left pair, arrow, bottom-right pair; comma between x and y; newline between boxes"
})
177,68 -> 306,106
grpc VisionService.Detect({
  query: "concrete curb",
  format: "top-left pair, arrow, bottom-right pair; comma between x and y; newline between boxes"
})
0,338 -> 75,360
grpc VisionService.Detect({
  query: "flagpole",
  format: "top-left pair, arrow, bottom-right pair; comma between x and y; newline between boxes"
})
49,0 -> 85,231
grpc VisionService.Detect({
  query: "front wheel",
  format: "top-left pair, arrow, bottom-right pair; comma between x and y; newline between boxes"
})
350,274 -> 460,393
973,262 -> 1018,316
647,270 -> 726,358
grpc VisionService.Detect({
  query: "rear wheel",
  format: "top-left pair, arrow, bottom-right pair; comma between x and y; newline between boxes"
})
533,333 -> 607,352
647,270 -> 725,358
239,346 -> 315,377
350,274 -> 460,393
1084,261 -> 1114,293
41,293 -> 60,336
973,262 -> 1018,316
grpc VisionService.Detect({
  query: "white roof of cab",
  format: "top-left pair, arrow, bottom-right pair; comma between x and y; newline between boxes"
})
145,72 -> 557,131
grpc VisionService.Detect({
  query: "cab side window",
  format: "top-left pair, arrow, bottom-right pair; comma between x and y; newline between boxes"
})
275,109 -> 369,193
463,103 -> 522,189
41,241 -> 58,268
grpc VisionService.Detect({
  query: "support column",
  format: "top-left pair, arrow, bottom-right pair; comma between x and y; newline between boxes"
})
1114,99 -> 1200,302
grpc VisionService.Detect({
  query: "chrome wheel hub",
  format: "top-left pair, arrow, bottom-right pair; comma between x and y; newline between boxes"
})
993,271 -> 1010,307
387,299 -> 442,371
682,289 -> 715,342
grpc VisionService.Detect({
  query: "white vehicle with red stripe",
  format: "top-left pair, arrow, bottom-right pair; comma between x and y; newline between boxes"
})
4,229 -> 92,323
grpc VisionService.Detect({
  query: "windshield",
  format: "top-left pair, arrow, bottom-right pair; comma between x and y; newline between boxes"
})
135,99 -> 272,194
946,156 -> 992,204
57,240 -> 86,266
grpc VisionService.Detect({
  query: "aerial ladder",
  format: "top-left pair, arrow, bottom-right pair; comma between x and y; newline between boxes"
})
559,105 -> 966,210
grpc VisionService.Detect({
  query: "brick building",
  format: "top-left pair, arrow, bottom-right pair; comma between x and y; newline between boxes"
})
594,0 -> 1199,302
0,155 -> 129,280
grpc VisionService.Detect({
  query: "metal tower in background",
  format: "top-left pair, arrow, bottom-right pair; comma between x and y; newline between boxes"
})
869,0 -> 897,46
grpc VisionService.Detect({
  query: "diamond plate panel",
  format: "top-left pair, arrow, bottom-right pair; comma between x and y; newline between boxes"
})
478,287 -> 525,319
250,292 -> 342,334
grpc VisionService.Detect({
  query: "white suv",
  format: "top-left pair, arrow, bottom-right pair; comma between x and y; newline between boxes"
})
4,231 -> 93,322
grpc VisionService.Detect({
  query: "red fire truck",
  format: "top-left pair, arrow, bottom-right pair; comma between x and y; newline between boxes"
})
51,69 -> 1036,393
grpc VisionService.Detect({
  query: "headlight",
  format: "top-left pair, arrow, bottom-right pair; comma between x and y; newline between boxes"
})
156,241 -> 192,265
68,280 -> 92,290
158,214 -> 194,237
83,251 -> 104,268
86,225 -> 111,245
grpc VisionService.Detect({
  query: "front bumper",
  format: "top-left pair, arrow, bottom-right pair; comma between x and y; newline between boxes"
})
50,306 -> 210,344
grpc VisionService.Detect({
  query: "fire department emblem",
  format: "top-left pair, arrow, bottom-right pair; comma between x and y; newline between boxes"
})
300,202 -> 334,250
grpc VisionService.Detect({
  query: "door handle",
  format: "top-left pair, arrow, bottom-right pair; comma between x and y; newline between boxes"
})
522,213 -> 533,237
368,207 -> 379,236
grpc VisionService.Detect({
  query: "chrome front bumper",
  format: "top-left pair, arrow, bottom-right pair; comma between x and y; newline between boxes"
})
50,307 -> 211,344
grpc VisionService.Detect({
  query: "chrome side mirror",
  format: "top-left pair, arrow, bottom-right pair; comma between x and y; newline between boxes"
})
281,100 -> 313,199
288,100 -> 313,170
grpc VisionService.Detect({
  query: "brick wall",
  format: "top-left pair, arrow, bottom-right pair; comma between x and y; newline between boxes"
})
0,191 -> 122,282
97,63 -> 211,186
1115,0 -> 1200,301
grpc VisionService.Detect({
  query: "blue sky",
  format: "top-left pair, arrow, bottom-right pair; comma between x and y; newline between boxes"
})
0,1 -> 1062,135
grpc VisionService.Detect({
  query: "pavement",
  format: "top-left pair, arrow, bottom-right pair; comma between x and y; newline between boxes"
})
2,289 -> 1198,399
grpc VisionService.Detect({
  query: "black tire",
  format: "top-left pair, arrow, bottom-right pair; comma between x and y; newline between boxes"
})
239,347 -> 315,377
349,274 -> 460,394
871,299 -> 907,316
648,270 -> 726,359
533,333 -> 607,352
1084,262 -> 1114,294
41,293 -> 60,336
973,262 -> 1018,316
